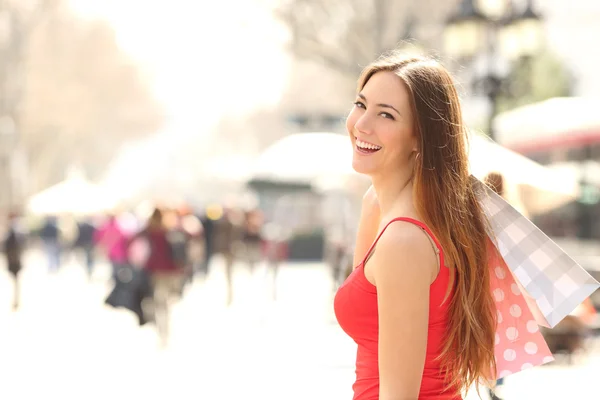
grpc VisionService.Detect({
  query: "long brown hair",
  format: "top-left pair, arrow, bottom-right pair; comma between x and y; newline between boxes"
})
358,52 -> 496,392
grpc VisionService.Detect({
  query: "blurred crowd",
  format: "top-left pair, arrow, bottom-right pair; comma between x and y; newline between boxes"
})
0,202 -> 290,347
2,185 -> 600,400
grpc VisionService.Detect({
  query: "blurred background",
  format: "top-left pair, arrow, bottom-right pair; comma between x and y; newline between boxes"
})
1,0 -> 599,399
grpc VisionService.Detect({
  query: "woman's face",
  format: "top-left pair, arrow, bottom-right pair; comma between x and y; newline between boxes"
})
346,71 -> 417,178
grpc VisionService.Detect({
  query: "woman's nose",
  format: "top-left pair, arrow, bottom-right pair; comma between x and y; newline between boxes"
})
354,113 -> 374,136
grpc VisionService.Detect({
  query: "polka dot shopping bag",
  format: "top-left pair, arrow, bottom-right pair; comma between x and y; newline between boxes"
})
488,243 -> 554,378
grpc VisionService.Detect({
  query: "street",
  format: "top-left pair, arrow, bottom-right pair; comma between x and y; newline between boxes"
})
0,251 -> 598,400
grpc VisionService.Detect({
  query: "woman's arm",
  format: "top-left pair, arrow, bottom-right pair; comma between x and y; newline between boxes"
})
352,185 -> 381,268
369,222 -> 438,400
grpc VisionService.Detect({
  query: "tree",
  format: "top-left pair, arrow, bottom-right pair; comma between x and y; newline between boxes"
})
273,0 -> 459,139
275,0 -> 458,79
497,49 -> 574,113
0,0 -> 164,203
0,0 -> 58,208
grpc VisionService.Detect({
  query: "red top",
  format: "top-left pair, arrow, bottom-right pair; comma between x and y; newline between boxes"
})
143,229 -> 178,273
334,217 -> 461,400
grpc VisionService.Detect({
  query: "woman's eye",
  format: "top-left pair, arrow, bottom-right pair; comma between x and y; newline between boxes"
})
353,101 -> 366,109
380,112 -> 395,120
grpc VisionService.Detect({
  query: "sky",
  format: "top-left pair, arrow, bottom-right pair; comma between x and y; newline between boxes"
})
68,0 -> 291,137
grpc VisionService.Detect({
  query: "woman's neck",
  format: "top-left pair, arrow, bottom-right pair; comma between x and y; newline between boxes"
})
371,170 -> 417,221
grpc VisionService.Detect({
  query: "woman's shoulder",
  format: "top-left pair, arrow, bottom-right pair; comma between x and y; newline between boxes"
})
376,219 -> 433,254
370,219 -> 439,282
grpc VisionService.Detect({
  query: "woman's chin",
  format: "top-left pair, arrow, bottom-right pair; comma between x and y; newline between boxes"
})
352,159 -> 376,176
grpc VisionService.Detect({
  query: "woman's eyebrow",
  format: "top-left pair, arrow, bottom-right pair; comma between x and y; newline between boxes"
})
358,93 -> 401,116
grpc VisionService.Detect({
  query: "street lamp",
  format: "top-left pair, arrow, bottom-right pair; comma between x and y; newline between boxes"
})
444,0 -> 543,141
444,0 -> 487,60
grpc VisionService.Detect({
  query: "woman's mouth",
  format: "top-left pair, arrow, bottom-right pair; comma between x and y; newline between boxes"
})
355,138 -> 382,155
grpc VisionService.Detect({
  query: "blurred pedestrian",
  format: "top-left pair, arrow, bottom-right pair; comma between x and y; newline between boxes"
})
262,222 -> 289,301
242,208 -> 264,273
130,208 -> 183,347
176,207 -> 204,284
39,216 -> 61,272
334,53 -> 498,399
324,226 -> 353,292
212,206 -> 244,306
164,208 -> 194,291
199,205 -> 218,276
74,217 -> 97,279
3,212 -> 25,310
94,214 -> 129,281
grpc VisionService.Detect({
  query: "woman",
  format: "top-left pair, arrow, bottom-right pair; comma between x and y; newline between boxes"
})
130,208 -> 183,347
3,212 -> 25,310
334,52 -> 497,399
94,214 -> 129,281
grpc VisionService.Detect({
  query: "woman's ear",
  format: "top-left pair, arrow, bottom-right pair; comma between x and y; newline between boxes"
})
411,135 -> 419,154
412,143 -> 419,156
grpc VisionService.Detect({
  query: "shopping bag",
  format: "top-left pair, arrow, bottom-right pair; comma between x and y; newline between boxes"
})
476,179 -> 600,328
488,241 -> 554,378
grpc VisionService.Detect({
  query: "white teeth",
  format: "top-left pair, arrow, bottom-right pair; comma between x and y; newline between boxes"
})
356,139 -> 381,150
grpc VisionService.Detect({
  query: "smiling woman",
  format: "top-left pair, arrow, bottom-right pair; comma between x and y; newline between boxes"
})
348,71 -> 417,175
334,51 -> 498,400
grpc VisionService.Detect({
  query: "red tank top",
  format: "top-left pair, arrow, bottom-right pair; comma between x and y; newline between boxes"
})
334,217 -> 461,400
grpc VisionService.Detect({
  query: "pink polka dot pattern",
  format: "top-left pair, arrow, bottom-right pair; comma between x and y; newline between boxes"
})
511,283 -> 521,296
495,266 -> 506,279
489,246 -> 554,378
503,349 -> 517,361
494,288 -> 505,302
509,304 -> 522,318
506,327 -> 519,341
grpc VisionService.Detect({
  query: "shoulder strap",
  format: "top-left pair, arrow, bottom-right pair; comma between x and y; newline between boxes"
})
360,217 -> 445,268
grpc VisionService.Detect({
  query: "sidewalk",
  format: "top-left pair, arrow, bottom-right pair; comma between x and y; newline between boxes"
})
0,253 -> 598,399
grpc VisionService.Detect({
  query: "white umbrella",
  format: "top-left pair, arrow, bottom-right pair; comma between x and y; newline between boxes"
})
250,132 -> 358,185
28,175 -> 118,216
467,133 -> 580,216
493,97 -> 600,146
201,155 -> 254,183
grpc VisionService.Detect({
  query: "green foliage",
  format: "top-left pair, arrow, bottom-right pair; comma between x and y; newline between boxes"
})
497,49 -> 573,113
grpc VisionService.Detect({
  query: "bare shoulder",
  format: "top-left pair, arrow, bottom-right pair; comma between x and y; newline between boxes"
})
370,220 -> 439,285
373,220 -> 437,397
